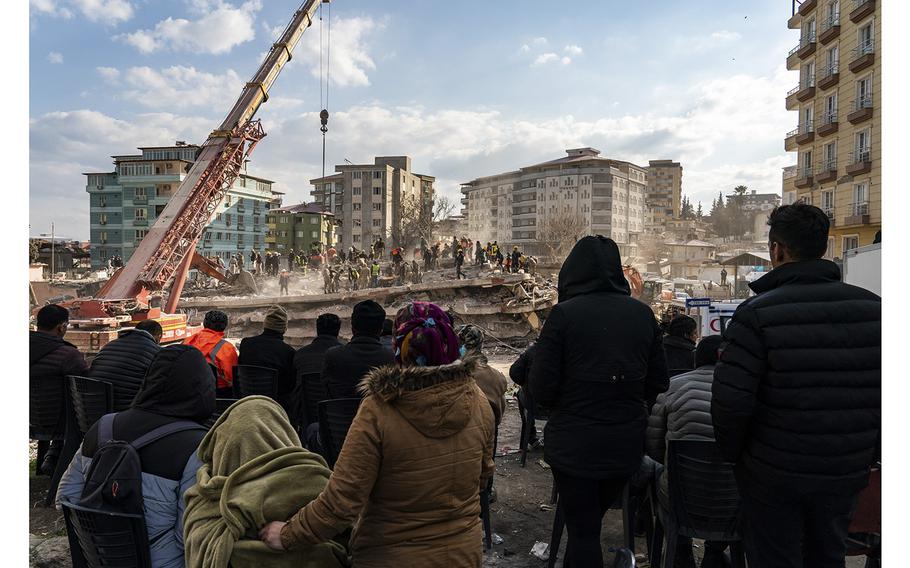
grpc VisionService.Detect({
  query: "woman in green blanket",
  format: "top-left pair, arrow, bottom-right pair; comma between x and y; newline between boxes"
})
183,396 -> 350,568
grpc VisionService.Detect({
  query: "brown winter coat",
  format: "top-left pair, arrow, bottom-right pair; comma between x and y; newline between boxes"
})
280,355 -> 495,568
472,361 -> 509,425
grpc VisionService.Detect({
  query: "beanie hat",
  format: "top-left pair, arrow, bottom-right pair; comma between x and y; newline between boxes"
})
457,324 -> 484,354
263,305 -> 288,334
351,300 -> 386,337
204,310 -> 229,332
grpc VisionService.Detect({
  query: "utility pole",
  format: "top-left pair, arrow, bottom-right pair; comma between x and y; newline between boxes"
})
50,222 -> 55,283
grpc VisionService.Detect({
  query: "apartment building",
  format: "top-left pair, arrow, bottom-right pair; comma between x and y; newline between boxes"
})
85,142 -> 281,269
645,159 -> 683,232
460,148 -> 648,259
266,202 -> 337,252
310,156 -> 435,250
784,0 -> 880,258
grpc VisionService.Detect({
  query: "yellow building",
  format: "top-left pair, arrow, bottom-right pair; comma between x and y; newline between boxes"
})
784,0 -> 880,259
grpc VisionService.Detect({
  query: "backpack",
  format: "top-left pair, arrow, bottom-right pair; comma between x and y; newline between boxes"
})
79,413 -> 205,515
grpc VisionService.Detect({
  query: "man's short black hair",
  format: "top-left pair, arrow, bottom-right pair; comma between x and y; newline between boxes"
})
695,335 -> 724,367
667,315 -> 697,339
381,318 -> 394,336
316,313 -> 342,337
351,300 -> 386,337
767,203 -> 830,261
36,304 -> 69,331
203,310 -> 229,332
135,319 -> 163,337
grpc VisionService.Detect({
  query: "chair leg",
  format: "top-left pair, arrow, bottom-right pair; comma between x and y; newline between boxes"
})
35,440 -> 48,475
548,500 -> 564,568
480,490 -> 492,551
45,398 -> 80,507
730,541 -> 746,568
622,485 -> 635,551
550,480 -> 558,505
663,520 -> 677,568
519,408 -> 529,468
650,516 -> 664,568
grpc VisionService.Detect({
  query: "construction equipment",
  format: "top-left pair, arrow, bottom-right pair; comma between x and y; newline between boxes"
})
58,0 -> 330,353
623,265 -> 644,300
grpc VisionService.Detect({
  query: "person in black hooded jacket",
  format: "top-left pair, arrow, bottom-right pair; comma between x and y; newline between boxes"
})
530,236 -> 668,567
662,315 -> 697,373
88,320 -> 162,411
57,344 -> 215,568
711,203 -> 880,567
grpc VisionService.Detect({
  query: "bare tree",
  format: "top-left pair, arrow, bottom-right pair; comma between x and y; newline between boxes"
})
433,195 -> 456,222
637,233 -> 671,266
398,193 -> 431,251
535,211 -> 587,263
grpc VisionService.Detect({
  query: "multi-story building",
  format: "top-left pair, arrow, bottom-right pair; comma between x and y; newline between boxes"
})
782,165 -> 799,205
85,142 -> 281,269
265,202 -> 337,252
784,0 -> 880,258
460,147 -> 648,259
311,156 -> 435,250
645,159 -> 683,232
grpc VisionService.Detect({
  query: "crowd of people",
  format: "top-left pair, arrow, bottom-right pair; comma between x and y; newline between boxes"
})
29,203 -> 880,568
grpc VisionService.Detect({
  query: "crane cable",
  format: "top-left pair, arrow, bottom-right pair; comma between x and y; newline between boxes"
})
318,1 -> 331,182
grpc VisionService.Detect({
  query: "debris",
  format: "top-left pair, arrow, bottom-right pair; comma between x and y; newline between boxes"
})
530,541 -> 550,561
537,458 -> 550,469
538,503 -> 554,511
492,533 -> 504,545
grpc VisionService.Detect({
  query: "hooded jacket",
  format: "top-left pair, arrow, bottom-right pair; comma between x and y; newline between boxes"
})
88,328 -> 161,410
662,335 -> 696,373
530,236 -> 668,479
280,355 -> 495,568
30,331 -> 89,437
183,397 -> 349,568
711,259 -> 881,497
56,345 -> 215,568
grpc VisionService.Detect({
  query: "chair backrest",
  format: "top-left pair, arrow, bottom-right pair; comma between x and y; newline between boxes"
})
301,372 -> 326,426
67,376 -> 114,437
318,398 -> 362,468
29,375 -> 66,440
233,365 -> 279,399
668,368 -> 693,378
665,439 -> 741,541
61,498 -> 152,568
203,398 -> 239,429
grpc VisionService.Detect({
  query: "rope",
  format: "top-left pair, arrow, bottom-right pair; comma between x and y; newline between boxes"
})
447,312 -> 524,354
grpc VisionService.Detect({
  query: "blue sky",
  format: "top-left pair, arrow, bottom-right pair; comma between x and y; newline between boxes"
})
30,0 -> 799,240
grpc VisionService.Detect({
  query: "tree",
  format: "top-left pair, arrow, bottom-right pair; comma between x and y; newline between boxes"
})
696,201 -> 703,219
399,193 -> 458,251
535,211 -> 587,263
637,233 -> 671,266
681,196 -> 695,220
432,195 -> 456,223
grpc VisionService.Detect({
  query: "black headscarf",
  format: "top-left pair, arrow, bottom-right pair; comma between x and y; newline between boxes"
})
132,344 -> 216,422
557,235 -> 631,302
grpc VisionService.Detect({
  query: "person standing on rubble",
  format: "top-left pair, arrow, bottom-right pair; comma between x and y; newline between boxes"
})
370,260 -> 381,288
530,236 -> 668,567
279,269 -> 290,296
455,247 -> 465,280
511,247 -> 521,274
711,203 -> 881,566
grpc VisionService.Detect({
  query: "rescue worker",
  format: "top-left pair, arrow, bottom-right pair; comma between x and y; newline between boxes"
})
184,310 -> 238,398
370,260 -> 381,288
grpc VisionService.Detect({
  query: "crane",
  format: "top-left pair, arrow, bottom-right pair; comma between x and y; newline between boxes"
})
64,0 -> 331,348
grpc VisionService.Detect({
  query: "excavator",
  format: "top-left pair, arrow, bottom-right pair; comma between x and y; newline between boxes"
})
56,0 -> 330,353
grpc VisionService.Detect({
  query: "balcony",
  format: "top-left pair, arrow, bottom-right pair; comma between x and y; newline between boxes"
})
823,207 -> 836,225
847,95 -> 873,124
849,0 -> 875,23
785,85 -> 801,110
796,75 -> 816,101
133,218 -> 148,227
799,0 -> 818,15
785,127 -> 799,151
819,12 -> 841,44
817,63 -> 839,90
795,166 -> 814,188
133,195 -> 148,205
817,110 -> 839,137
849,40 -> 875,73
846,149 -> 871,176
816,158 -> 838,183
844,201 -> 870,226
797,32 -> 817,59
795,121 -> 815,145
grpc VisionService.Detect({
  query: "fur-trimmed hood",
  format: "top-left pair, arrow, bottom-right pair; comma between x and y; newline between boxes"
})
357,355 -> 482,439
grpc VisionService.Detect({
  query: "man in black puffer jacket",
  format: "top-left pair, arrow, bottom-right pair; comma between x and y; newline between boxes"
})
711,203 -> 881,568
88,320 -> 162,411
530,236 -> 668,567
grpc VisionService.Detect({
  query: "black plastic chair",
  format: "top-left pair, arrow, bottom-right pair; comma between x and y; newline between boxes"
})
300,371 -> 327,427
68,376 -> 114,437
61,497 -> 152,568
649,440 -> 746,568
667,369 -> 693,379
846,465 -> 881,567
203,398 -> 240,429
517,387 -> 549,467
30,374 -> 67,461
317,398 -> 362,468
480,401 -> 500,552
232,365 -> 279,399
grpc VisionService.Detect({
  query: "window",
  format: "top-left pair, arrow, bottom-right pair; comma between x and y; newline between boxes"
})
135,208 -> 147,220
373,187 -> 381,196
134,187 -> 146,198
372,219 -> 381,227
372,203 -> 381,211
225,213 -> 232,226
353,203 -> 361,211
826,1 -> 839,28
824,141 -> 837,170
855,129 -> 870,162
858,22 -> 873,55
843,235 -> 859,252
825,93 -> 838,124
821,190 -> 834,215
311,231 -> 319,238
353,235 -> 361,243
99,213 -> 107,225
857,76 -> 872,108
373,171 -> 382,180
225,196 -> 231,206
802,105 -> 814,132
802,62 -> 816,88
800,150 -> 813,176
802,17 -> 816,43
279,216 -> 288,223
307,217 -> 317,225
824,236 -> 835,260
853,183 -> 868,214
216,232 -> 223,240
825,45 -> 839,76
353,171 -> 362,179
353,187 -> 362,196
296,230 -> 304,238
135,229 -> 148,241
99,231 -> 107,244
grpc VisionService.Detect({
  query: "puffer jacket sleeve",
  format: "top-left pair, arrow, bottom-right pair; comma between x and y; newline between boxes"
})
508,345 -> 533,386
63,345 -> 90,377
644,319 -> 669,409
281,397 -> 382,549
711,303 -> 766,463
646,390 -> 670,463
55,446 -> 89,509
176,451 -> 203,551
529,307 -> 566,409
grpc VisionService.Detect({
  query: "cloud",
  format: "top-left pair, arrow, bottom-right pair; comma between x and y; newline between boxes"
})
30,0 -> 73,19
532,53 -> 559,66
296,16 -> 383,87
532,37 -> 548,45
117,0 -> 261,54
30,0 -> 133,24
96,66 -> 120,83
561,56 -> 572,65
681,29 -> 744,53
47,52 -> 64,64
108,66 -> 245,110
564,44 -> 583,56
711,30 -> 742,41
519,44 -> 530,53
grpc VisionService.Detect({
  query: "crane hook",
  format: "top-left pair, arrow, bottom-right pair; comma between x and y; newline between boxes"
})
320,109 -> 329,134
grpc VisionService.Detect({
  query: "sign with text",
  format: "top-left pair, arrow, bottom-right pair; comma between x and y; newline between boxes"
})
685,298 -> 712,308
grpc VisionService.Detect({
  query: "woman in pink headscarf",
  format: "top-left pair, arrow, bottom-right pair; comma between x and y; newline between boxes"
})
261,301 -> 495,568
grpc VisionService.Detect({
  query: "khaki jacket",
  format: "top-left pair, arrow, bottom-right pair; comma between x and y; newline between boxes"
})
281,356 -> 495,568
